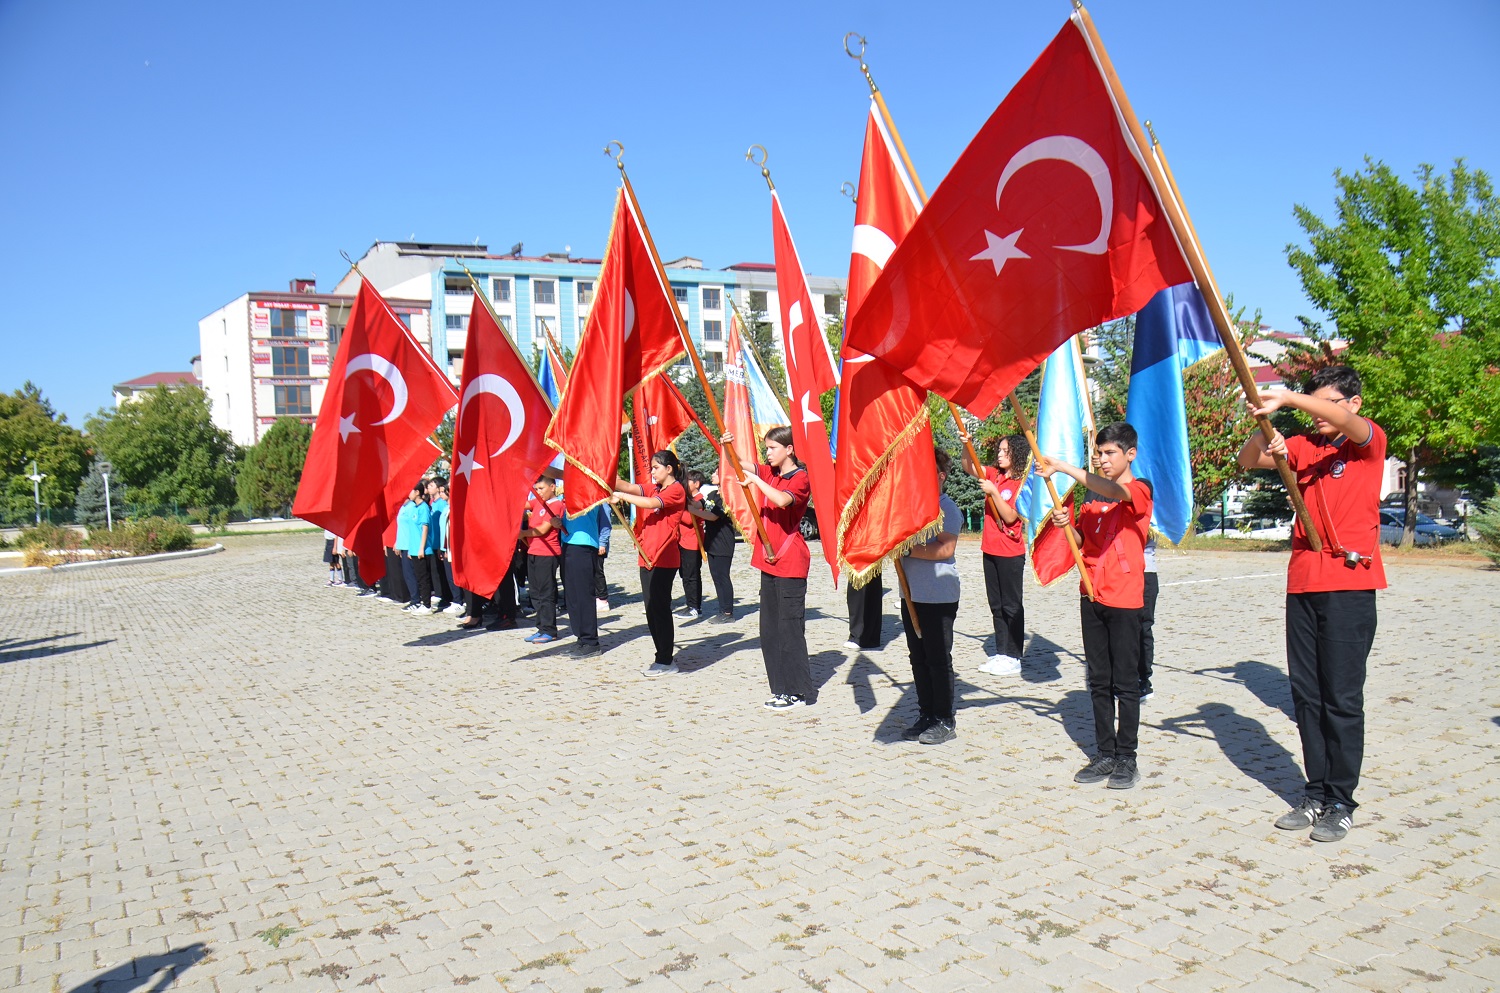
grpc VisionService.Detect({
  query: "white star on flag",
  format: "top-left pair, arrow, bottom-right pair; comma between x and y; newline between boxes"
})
455,447 -> 484,483
971,228 -> 1030,276
338,412 -> 360,442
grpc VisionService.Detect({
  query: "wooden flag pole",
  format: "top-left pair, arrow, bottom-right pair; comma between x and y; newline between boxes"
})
606,144 -> 776,560
1071,3 -> 1320,550
1009,389 -> 1097,601
459,261 -> 651,566
892,559 -> 922,639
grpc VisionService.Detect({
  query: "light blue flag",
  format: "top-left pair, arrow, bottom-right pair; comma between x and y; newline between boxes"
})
743,343 -> 791,440
1125,283 -> 1224,544
536,351 -> 561,407
1017,337 -> 1094,545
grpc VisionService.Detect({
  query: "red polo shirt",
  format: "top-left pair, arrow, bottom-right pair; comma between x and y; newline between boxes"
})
680,504 -> 700,551
981,467 -> 1026,558
636,481 -> 686,570
1074,478 -> 1153,609
1284,420 -> 1388,594
526,495 -> 564,556
750,465 -> 811,579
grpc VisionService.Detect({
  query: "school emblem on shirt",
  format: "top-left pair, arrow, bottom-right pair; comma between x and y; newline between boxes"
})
1000,488 -> 1013,500
1330,460 -> 1346,479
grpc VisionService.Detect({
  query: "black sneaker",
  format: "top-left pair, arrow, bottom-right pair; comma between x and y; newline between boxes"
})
766,694 -> 808,711
901,716 -> 935,741
1310,803 -> 1353,842
1106,758 -> 1140,789
570,644 -> 603,659
1074,755 -> 1116,784
1274,797 -> 1323,831
918,720 -> 956,745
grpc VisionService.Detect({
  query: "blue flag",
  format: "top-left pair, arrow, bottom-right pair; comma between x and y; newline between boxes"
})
537,351 -> 561,407
1125,282 -> 1224,543
1017,337 -> 1094,544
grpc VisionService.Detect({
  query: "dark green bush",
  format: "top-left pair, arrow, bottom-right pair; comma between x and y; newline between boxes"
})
89,517 -> 196,557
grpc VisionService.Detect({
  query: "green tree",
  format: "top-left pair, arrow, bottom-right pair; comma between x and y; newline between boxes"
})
73,456 -> 122,528
1287,158 -> 1500,546
237,418 -> 313,517
87,385 -> 239,511
0,382 -> 91,525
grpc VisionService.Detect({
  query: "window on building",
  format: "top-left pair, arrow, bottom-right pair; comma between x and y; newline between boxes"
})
702,287 -> 721,310
749,290 -> 768,312
274,385 -> 313,416
445,314 -> 469,331
492,278 -> 511,302
705,353 -> 724,375
498,314 -> 511,332
444,276 -> 472,295
577,281 -> 594,306
269,308 -> 308,337
702,319 -> 723,343
673,286 -> 689,304
824,294 -> 842,317
271,345 -> 310,377
534,279 -> 556,305
536,316 -> 553,340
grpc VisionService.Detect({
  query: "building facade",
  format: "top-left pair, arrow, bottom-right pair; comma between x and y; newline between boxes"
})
197,279 -> 431,446
332,242 -> 845,381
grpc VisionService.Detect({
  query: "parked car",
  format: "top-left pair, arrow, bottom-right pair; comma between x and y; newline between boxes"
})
1378,508 -> 1463,546
1195,512 -> 1291,539
800,504 -> 821,541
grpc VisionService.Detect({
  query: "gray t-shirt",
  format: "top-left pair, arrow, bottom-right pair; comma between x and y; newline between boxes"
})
1143,536 -> 1158,573
901,495 -> 962,603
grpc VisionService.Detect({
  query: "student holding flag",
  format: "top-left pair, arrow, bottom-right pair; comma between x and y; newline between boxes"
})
612,451 -> 688,676
964,433 -> 1029,676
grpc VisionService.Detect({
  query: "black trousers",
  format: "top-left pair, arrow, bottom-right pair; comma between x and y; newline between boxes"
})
847,574 -> 884,648
593,550 -> 608,600
759,573 -> 811,699
488,548 -> 520,621
382,549 -> 407,602
563,545 -> 599,648
982,553 -> 1026,658
1079,598 -> 1142,759
429,553 -> 451,607
1139,572 -> 1160,692
639,566 -> 676,665
900,599 -> 958,722
707,552 -> 735,616
442,557 -> 465,607
400,551 -> 433,606
528,554 -> 559,635
1286,590 -> 1376,809
678,548 -> 703,611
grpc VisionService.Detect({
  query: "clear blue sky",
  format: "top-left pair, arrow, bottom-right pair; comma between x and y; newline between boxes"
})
3,0 -> 1496,430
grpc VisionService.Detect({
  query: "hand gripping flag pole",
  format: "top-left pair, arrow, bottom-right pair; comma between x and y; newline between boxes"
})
1071,3 -> 1320,550
604,141 -> 777,562
844,32 -> 1095,600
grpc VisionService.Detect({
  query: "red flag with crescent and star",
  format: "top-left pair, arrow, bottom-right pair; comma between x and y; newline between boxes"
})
449,298 -> 555,597
843,15 -> 1192,418
294,278 -> 458,547
547,187 -> 687,514
835,102 -> 942,587
344,438 -> 442,584
770,191 -> 840,583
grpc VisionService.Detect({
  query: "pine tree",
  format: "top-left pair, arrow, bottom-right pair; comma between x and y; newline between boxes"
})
74,457 -> 117,528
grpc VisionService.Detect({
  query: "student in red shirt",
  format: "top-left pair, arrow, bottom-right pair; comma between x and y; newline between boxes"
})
729,425 -> 815,710
518,475 -> 565,644
1041,423 -> 1154,791
1239,366 -> 1386,843
612,451 -> 688,676
677,476 -> 706,620
964,432 -> 1029,677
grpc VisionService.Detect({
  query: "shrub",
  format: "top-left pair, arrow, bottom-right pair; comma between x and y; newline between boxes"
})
22,546 -> 59,568
1473,498 -> 1500,567
16,521 -> 71,549
88,517 -> 196,557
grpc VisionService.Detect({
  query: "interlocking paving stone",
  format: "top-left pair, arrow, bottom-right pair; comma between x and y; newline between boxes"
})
2,532 -> 1498,991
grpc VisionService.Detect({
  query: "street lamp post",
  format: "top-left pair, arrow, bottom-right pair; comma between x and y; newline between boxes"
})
27,460 -> 47,525
99,460 -> 114,531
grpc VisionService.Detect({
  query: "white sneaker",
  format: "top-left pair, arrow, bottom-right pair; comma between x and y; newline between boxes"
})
842,640 -> 861,651
444,603 -> 465,615
979,654 -> 1023,676
643,662 -> 680,677
409,605 -> 432,615
596,598 -> 610,613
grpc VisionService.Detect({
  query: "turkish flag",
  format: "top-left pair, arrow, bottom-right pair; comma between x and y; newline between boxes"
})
346,439 -> 442,585
770,191 -> 840,582
449,299 -> 554,597
548,187 -> 686,514
835,103 -> 942,586
718,313 -> 762,541
294,279 -> 458,536
844,17 -> 1192,417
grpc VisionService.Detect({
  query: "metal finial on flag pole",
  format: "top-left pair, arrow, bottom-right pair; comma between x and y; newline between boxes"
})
603,140 -> 625,172
843,32 -> 877,93
840,181 -> 856,204
1144,119 -> 1160,147
745,145 -> 774,192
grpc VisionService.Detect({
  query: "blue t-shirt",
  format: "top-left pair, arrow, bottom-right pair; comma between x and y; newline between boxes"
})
563,505 -> 611,549
429,498 -> 449,552
396,500 -> 431,556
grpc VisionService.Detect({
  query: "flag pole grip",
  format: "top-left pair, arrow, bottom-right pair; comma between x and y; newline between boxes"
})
892,558 -> 922,639
1073,4 -> 1320,552
1009,391 -> 1096,601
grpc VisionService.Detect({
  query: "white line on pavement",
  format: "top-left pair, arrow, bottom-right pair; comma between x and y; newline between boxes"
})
1161,572 -> 1281,587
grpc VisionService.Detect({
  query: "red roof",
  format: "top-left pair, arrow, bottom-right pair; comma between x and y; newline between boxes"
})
116,372 -> 200,390
724,261 -> 776,272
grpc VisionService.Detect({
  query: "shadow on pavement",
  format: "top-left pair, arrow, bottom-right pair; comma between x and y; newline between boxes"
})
846,654 -> 906,715
1018,633 -> 1074,684
0,633 -> 115,665
972,688 -> 1094,756
65,943 -> 208,993
1199,659 -> 1294,720
1155,702 -> 1303,801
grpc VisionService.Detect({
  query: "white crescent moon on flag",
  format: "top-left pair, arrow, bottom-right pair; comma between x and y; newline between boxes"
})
459,373 -> 526,457
623,290 -> 636,342
344,353 -> 408,425
851,224 -> 898,270
994,135 -> 1113,255
786,299 -> 804,372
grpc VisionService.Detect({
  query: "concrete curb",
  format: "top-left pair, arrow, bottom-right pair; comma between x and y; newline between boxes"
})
0,543 -> 225,576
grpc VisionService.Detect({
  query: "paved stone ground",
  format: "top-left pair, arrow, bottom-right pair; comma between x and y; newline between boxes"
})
2,532 -> 1497,993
